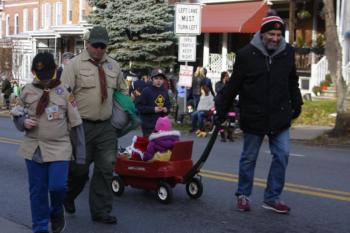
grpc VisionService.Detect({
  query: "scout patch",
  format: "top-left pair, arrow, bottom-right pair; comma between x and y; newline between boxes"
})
55,87 -> 64,95
45,105 -> 60,120
107,63 -> 113,70
68,94 -> 77,108
155,95 -> 165,107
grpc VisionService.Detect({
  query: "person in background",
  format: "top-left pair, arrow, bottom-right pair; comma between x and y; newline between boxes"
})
137,68 -> 171,137
1,75 -> 12,110
215,15 -> 303,214
215,71 -> 234,142
175,83 -> 186,124
11,52 -> 85,233
189,83 -> 214,135
191,66 -> 204,109
57,52 -> 74,79
129,73 -> 147,104
61,26 -> 128,224
202,68 -> 215,97
13,80 -> 21,102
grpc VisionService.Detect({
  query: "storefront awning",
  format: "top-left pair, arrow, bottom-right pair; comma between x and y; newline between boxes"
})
201,1 -> 268,33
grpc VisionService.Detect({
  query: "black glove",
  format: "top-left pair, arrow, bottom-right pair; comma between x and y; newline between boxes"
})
292,107 -> 301,119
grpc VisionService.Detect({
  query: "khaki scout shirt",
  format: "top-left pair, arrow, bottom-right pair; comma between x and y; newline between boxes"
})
61,50 -> 128,121
17,83 -> 82,162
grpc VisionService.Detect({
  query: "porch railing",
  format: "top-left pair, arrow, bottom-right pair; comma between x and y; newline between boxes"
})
310,56 -> 329,89
295,48 -> 324,75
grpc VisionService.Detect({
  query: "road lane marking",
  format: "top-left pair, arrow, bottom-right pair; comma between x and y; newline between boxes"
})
200,170 -> 350,202
0,136 -> 22,145
201,169 -> 350,197
1,136 -> 349,202
264,150 -> 305,157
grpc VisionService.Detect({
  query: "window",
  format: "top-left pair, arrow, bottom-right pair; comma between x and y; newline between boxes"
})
14,14 -> 19,34
67,0 -> 72,23
44,3 -> 51,29
41,4 -> 45,28
33,8 -> 38,31
5,14 -> 9,36
79,0 -> 87,22
55,2 -> 63,25
23,9 -> 28,32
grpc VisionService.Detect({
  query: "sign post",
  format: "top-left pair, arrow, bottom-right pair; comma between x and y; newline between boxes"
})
178,36 -> 197,62
175,4 -> 201,35
175,3 -> 202,113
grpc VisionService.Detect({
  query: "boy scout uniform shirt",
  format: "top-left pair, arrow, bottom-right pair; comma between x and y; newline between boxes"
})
17,83 -> 82,162
61,50 -> 128,121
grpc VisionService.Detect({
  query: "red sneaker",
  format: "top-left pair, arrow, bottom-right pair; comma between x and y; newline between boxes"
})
237,195 -> 250,211
262,200 -> 291,214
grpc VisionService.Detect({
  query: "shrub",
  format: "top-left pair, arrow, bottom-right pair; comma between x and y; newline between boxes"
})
325,74 -> 332,86
312,86 -> 322,96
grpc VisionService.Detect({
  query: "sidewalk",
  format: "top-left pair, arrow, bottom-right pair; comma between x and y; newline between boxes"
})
1,108 -> 332,141
290,125 -> 332,140
0,109 -> 10,117
0,217 -> 31,233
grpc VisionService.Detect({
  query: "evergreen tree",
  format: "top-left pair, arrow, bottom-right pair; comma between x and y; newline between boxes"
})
89,0 -> 176,71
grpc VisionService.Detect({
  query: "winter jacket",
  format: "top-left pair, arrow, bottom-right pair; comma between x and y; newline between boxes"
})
191,75 -> 203,96
137,85 -> 171,131
201,77 -> 215,96
215,32 -> 303,135
1,79 -> 12,98
143,130 -> 180,161
215,81 -> 225,94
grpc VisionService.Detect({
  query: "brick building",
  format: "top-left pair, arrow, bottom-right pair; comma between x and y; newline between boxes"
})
0,0 -> 91,84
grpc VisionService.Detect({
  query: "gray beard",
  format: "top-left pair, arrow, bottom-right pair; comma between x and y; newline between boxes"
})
265,43 -> 278,51
262,37 -> 279,51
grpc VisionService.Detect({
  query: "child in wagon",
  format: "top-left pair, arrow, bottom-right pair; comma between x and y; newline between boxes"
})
143,116 -> 180,161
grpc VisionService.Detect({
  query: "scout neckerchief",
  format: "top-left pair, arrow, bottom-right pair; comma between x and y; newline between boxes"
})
33,74 -> 61,116
88,59 -> 108,103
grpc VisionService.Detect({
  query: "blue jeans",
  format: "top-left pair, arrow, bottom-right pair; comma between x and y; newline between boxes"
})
191,111 -> 208,131
235,129 -> 290,202
26,160 -> 69,232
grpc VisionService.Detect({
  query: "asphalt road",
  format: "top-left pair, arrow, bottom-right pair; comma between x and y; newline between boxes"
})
0,116 -> 349,233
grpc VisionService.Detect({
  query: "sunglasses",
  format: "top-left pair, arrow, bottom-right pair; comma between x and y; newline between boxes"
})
91,43 -> 107,49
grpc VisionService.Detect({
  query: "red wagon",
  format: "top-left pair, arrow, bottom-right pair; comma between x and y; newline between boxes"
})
112,140 -> 205,204
111,127 -> 218,204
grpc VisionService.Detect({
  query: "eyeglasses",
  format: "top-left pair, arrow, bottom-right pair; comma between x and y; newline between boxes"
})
91,43 -> 107,49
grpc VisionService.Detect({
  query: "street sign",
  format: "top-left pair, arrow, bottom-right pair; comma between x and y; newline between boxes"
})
175,4 -> 201,35
178,36 -> 197,62
178,65 -> 193,87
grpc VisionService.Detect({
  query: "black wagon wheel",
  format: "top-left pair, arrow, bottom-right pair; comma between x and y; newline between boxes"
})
157,181 -> 173,204
186,177 -> 203,199
111,175 -> 125,196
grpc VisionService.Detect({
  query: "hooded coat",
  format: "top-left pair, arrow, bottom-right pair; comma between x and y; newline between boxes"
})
215,32 -> 303,135
143,130 -> 180,161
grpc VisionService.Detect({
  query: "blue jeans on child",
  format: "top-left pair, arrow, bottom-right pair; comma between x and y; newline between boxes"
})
25,160 -> 69,232
235,129 -> 290,202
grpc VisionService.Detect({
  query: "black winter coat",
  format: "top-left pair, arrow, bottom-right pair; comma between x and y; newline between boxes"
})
215,36 -> 303,135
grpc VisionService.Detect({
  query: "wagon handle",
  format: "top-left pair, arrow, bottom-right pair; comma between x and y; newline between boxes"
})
183,126 -> 219,183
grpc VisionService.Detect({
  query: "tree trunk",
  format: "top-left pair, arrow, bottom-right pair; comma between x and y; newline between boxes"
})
289,0 -> 296,43
323,0 -> 350,136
